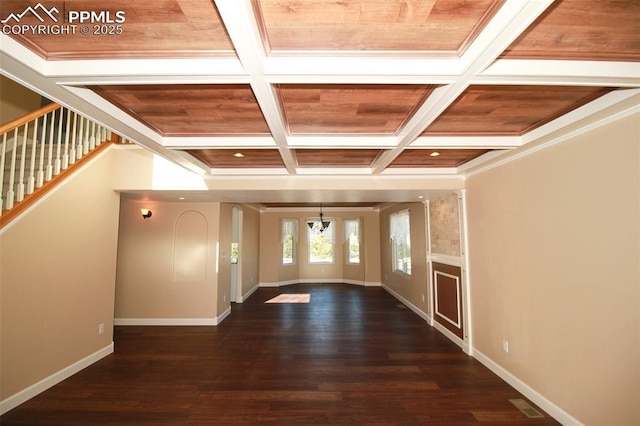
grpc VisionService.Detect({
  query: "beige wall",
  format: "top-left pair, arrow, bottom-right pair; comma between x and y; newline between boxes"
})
0,75 -> 42,124
240,206 -> 260,294
0,148 -> 120,400
115,200 -> 221,320
429,192 -> 461,256
466,113 -> 640,425
259,209 -> 380,285
380,203 -> 429,312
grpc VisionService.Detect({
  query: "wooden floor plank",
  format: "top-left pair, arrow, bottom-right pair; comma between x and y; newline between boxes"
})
1,284 -> 559,425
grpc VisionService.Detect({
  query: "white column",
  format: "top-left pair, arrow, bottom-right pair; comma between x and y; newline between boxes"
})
458,189 -> 473,356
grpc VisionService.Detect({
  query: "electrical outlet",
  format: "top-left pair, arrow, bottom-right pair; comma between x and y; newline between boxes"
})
98,323 -> 104,335
502,339 -> 509,353
223,295 -> 226,302
422,294 -> 425,302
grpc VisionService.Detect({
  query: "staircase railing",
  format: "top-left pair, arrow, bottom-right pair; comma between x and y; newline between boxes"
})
1,103 -> 117,223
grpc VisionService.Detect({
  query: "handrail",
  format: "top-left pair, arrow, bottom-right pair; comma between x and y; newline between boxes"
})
1,102 -> 117,227
0,102 -> 60,135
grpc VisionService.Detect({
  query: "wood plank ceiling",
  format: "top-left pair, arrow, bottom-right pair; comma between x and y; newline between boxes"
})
2,0 -> 638,176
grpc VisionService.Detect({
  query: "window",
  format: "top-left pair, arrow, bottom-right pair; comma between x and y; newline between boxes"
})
307,219 -> 335,264
344,219 -> 360,264
390,210 -> 411,275
281,219 -> 297,265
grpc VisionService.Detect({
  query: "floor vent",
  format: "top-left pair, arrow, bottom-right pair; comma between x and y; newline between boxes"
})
509,399 -> 544,418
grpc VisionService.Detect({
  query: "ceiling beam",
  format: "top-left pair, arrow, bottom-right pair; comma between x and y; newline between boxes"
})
214,0 -> 297,175
371,0 -> 555,174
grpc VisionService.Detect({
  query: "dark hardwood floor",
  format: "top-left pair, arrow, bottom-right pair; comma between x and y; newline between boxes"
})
2,284 -> 559,425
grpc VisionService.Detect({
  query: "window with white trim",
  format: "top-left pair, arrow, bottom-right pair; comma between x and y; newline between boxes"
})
281,219 -> 297,265
344,219 -> 360,264
390,210 -> 411,275
307,219 -> 335,264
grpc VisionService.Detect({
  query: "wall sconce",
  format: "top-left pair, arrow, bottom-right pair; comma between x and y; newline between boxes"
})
141,208 -> 152,219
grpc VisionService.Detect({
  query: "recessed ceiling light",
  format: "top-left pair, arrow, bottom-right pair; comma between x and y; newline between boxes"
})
430,151 -> 440,157
179,197 -> 185,200
418,195 -> 424,199
234,152 -> 244,158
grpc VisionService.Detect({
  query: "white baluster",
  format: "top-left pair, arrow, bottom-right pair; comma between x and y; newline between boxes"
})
69,112 -> 77,164
27,117 -> 38,195
62,107 -> 71,170
6,128 -> 18,210
54,107 -> 63,175
76,115 -> 84,160
37,112 -> 48,188
16,123 -> 28,202
45,109 -> 55,181
0,133 -> 7,213
83,116 -> 90,154
89,121 -> 96,150
95,124 -> 103,147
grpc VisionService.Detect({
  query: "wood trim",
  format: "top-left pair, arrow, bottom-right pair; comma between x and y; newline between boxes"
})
44,50 -> 237,61
432,261 -> 463,339
250,0 -> 272,55
517,87 -> 616,135
0,142 -> 113,229
0,103 -> 60,135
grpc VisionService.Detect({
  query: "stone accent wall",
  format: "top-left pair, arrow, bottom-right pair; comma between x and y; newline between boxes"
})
429,193 -> 461,256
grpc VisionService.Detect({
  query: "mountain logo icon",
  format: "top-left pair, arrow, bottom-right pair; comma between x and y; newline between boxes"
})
1,3 -> 59,24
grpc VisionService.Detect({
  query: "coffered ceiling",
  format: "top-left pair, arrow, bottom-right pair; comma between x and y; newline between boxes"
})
1,0 -> 638,205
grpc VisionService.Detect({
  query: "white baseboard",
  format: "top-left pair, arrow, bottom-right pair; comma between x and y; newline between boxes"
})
259,280 -> 298,287
260,280 -> 382,288
472,349 -> 581,425
0,343 -> 114,415
297,278 -> 344,284
114,318 -> 218,326
342,280 -> 381,287
381,284 -> 430,323
217,307 -> 231,324
432,320 -> 470,354
238,284 -> 259,302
